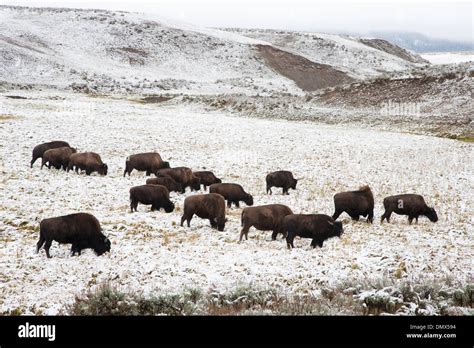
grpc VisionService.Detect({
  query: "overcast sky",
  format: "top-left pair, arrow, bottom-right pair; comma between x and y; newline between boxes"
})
2,0 -> 473,42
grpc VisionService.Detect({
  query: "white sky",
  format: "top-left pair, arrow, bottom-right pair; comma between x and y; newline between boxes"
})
2,0 -> 473,42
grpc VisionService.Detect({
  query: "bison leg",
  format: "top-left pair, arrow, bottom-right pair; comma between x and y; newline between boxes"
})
210,219 -> 217,229
408,216 -> 414,224
226,200 -> 232,208
350,213 -> 360,221
271,229 -> 279,241
235,201 -> 240,208
332,209 -> 343,221
286,231 -> 295,249
240,225 -> 250,242
31,156 -> 38,168
180,214 -> 192,227
283,187 -> 289,195
44,240 -> 53,258
381,210 -> 392,223
36,234 -> 45,253
367,210 -> 374,224
40,158 -> 46,170
266,185 -> 272,195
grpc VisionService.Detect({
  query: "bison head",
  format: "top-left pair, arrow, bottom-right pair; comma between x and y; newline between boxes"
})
190,176 -> 201,191
244,194 -> 254,206
426,207 -> 438,222
95,237 -> 111,256
216,217 -> 226,231
173,182 -> 183,193
164,200 -> 175,213
292,178 -> 298,190
333,221 -> 343,237
99,163 -> 108,176
216,177 -> 222,184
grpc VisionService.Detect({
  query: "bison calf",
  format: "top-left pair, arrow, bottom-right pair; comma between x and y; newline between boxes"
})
146,177 -> 182,193
67,152 -> 108,176
333,185 -> 374,223
284,214 -> 343,249
41,146 -> 77,170
381,194 -> 438,224
266,171 -> 298,195
209,183 -> 253,208
123,152 -> 170,177
129,184 -> 175,213
193,171 -> 222,190
240,204 -> 293,241
37,213 -> 110,258
31,141 -> 70,168
181,193 -> 226,231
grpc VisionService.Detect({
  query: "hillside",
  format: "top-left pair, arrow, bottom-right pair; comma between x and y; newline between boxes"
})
0,6 -> 428,95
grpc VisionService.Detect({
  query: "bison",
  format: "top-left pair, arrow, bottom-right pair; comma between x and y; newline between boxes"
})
180,193 -> 226,231
240,204 -> 293,242
123,152 -> 170,177
37,213 -> 110,258
193,171 -> 222,190
381,194 -> 438,224
209,183 -> 253,208
146,177 -> 182,193
266,171 -> 299,195
156,167 -> 201,193
129,184 -> 175,213
332,185 -> 374,223
284,214 -> 343,249
41,147 -> 77,170
67,152 -> 108,176
31,141 -> 70,168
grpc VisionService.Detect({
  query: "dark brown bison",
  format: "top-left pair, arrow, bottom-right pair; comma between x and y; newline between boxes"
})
180,193 -> 226,231
240,204 -> 293,241
31,141 -> 70,168
123,152 -> 170,177
332,185 -> 374,223
37,213 -> 111,258
209,183 -> 253,208
381,194 -> 438,224
67,152 -> 108,176
156,167 -> 201,193
146,177 -> 182,193
284,214 -> 343,249
266,171 -> 299,195
129,184 -> 174,213
41,147 -> 77,170
193,171 -> 222,190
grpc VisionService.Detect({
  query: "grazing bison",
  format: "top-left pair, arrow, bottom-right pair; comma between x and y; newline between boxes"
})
37,213 -> 110,258
180,193 -> 226,231
123,152 -> 170,177
193,171 -> 222,190
31,141 -> 70,168
129,184 -> 174,213
146,177 -> 182,193
240,204 -> 293,242
209,183 -> 253,208
41,147 -> 77,170
266,171 -> 299,195
156,167 -> 201,193
67,152 -> 108,176
332,185 -> 374,223
381,194 -> 438,224
284,214 -> 343,249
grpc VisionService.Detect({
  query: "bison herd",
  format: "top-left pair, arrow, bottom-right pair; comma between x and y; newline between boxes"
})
31,141 -> 439,258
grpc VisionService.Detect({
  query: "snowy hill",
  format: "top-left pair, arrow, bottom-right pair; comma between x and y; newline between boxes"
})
1,6 -> 428,95
224,28 -> 429,79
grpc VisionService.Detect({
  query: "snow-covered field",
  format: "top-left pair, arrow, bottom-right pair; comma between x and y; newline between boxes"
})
420,52 -> 474,65
0,92 -> 472,314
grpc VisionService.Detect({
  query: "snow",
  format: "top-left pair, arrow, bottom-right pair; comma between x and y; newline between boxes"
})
420,52 -> 474,65
0,91 -> 472,314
